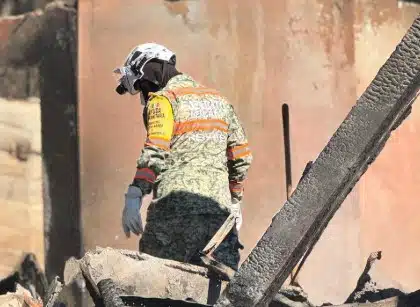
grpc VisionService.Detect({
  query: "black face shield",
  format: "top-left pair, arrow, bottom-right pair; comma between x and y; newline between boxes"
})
133,60 -> 181,102
114,59 -> 180,105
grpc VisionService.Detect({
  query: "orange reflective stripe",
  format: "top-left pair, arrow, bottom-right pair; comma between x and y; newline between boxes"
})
145,136 -> 171,150
229,181 -> 244,193
227,143 -> 251,160
134,168 -> 156,183
174,119 -> 228,135
233,150 -> 252,159
172,87 -> 221,97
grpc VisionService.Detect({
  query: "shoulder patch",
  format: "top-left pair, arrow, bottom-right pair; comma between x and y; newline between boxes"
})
147,95 -> 174,142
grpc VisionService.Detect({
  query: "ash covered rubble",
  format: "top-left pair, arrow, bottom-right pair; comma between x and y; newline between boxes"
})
0,253 -> 62,307
1,248 -> 420,307
61,249 -> 420,307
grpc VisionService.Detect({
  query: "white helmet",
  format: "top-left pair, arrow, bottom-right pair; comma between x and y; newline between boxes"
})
114,43 -> 176,95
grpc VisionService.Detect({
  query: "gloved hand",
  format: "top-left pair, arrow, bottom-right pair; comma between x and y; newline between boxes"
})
122,185 -> 144,237
231,200 -> 243,232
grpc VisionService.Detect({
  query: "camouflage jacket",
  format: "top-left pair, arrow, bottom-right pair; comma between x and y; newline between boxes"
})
133,74 -> 253,218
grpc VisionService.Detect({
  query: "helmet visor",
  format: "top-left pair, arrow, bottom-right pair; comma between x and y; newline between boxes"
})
113,67 -> 126,83
113,66 -> 142,95
112,67 -> 127,94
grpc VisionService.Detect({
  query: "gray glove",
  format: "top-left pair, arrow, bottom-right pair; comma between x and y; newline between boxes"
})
122,185 -> 144,237
231,200 -> 243,232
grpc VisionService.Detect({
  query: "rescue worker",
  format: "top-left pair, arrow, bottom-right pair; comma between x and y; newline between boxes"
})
114,43 -> 253,270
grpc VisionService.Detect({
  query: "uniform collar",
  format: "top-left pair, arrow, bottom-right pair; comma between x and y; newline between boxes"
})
165,74 -> 196,89
146,74 -> 197,101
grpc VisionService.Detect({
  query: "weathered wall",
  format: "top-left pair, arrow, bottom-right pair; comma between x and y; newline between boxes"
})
0,0 -> 45,278
0,98 -> 43,277
355,0 -> 420,293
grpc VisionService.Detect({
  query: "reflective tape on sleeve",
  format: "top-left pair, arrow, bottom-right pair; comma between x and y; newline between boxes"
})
227,143 -> 251,160
145,136 -> 171,150
229,180 -> 244,193
174,119 -> 229,135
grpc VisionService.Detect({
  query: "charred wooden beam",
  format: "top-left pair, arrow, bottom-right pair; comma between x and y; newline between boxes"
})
97,279 -> 125,307
120,296 -> 211,307
43,276 -> 63,307
215,14 -> 420,307
330,289 -> 420,307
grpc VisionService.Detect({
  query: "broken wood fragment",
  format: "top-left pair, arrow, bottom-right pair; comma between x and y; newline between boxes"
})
344,251 -> 388,304
97,279 -> 125,307
43,276 -> 63,307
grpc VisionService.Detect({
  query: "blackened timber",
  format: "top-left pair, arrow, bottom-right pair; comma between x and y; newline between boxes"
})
214,14 -> 420,307
97,279 -> 125,307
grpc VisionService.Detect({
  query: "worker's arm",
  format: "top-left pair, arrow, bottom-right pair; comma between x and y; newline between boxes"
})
227,105 -> 253,203
132,95 -> 174,195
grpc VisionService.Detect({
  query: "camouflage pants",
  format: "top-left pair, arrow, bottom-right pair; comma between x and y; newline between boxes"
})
138,214 -> 241,270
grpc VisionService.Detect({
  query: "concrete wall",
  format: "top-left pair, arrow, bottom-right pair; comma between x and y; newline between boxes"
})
78,0 -> 420,304
0,1 -> 45,278
0,98 -> 43,277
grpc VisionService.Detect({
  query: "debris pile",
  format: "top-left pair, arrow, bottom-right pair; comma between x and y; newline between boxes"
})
0,254 -> 62,307
62,248 -> 420,307
0,283 -> 43,307
61,248 -> 420,307
1,249 -> 420,306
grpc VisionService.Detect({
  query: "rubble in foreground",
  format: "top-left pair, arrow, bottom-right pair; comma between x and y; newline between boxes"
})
0,253 -> 62,307
0,248 -> 419,307
62,248 -> 420,307
0,283 -> 43,307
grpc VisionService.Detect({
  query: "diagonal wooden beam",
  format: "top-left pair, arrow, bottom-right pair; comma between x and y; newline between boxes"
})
215,14 -> 420,307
